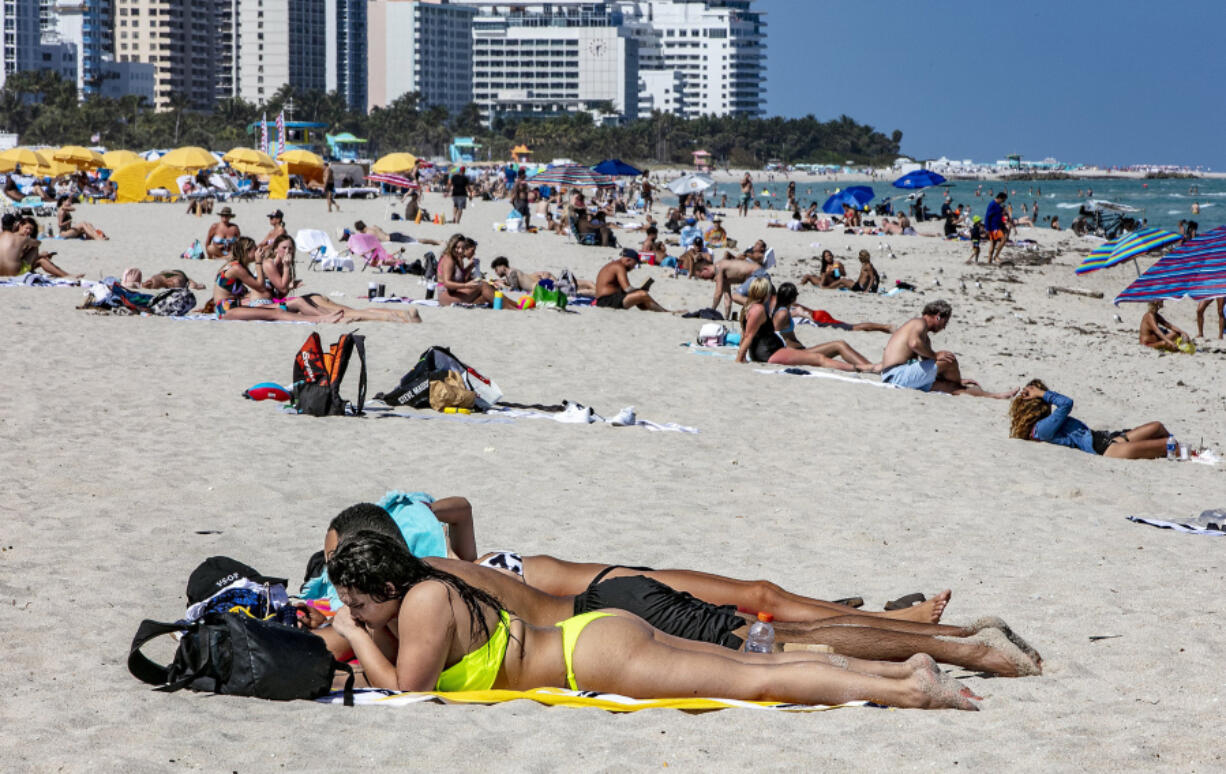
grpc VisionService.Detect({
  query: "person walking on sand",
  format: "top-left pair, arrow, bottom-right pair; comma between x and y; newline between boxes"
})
738,172 -> 753,217
878,299 -> 1017,398
985,193 -> 1007,264
323,162 -> 339,213
448,166 -> 471,224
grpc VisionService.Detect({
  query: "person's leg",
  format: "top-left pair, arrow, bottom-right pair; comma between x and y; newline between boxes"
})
805,340 -> 873,368
800,274 -> 821,286
82,223 -> 105,240
1103,438 -> 1169,460
625,290 -> 667,313
570,615 -> 977,709
222,305 -> 342,323
60,227 -> 84,239
1123,421 -> 1169,443
31,253 -> 81,278
851,322 -> 894,333
711,265 -> 731,314
770,347 -> 857,373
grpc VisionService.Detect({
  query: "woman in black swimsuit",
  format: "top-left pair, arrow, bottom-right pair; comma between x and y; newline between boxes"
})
735,277 -> 876,372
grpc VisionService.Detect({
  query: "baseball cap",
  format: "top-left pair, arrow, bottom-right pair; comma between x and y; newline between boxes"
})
619,247 -> 640,262
686,217 -> 696,225
267,209 -> 284,219
186,556 -> 287,604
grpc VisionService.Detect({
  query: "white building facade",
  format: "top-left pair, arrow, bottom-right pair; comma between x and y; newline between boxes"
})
236,0 -> 326,105
367,0 -> 475,116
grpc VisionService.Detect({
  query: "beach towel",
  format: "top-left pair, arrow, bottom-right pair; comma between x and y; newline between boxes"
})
755,368 -> 900,390
360,403 -> 697,433
0,273 -> 86,287
316,686 -> 869,713
1127,516 -> 1226,536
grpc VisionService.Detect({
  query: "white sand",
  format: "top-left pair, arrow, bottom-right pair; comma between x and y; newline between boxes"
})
1,193 -> 1223,770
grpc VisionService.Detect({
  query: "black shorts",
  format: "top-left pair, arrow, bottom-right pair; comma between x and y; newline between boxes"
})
573,568 -> 745,650
1091,428 -> 1131,455
596,289 -> 627,309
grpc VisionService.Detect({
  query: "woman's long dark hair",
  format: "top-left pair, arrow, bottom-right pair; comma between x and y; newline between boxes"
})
328,531 -> 507,645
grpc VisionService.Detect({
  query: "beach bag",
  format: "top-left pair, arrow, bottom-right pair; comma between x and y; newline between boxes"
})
531,281 -> 568,310
697,323 -> 729,347
376,346 -> 501,408
149,288 -> 196,317
429,369 -> 477,411
127,613 -> 354,705
181,239 -> 204,260
290,331 -> 367,417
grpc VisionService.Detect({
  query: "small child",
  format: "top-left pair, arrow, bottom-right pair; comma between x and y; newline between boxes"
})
967,216 -> 986,264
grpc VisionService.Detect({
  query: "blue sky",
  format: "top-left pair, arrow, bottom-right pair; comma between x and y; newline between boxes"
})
761,0 -> 1226,168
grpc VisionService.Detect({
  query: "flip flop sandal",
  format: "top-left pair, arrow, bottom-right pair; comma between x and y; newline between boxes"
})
884,592 -> 926,611
832,597 -> 864,609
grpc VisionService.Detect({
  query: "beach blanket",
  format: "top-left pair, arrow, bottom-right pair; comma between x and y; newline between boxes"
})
755,368 -> 899,390
361,403 -> 697,433
494,407 -> 698,434
168,314 -> 316,325
0,273 -> 87,287
1126,516 -> 1226,536
316,686 -> 869,713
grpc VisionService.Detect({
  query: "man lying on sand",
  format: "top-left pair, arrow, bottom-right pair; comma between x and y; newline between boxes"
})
711,239 -> 771,317
594,248 -> 671,312
879,299 -> 1017,398
302,499 -> 1042,677
0,214 -> 81,278
490,256 -> 595,296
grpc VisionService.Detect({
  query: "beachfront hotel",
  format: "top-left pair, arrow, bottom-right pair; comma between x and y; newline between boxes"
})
367,0 -> 476,116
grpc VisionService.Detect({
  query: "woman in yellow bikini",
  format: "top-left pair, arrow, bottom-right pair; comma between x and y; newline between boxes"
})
326,532 -> 979,710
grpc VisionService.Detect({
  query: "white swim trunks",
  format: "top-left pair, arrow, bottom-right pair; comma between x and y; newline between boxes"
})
881,358 -> 937,391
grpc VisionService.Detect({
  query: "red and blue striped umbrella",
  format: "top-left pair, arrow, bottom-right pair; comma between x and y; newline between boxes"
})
1075,227 -> 1182,274
1114,226 -> 1226,304
366,172 -> 418,189
527,164 -> 615,189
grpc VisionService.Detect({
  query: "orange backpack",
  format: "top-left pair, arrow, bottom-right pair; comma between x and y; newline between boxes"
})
291,332 -> 367,416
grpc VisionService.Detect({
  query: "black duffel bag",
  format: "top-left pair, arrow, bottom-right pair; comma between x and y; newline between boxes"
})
128,612 -> 354,706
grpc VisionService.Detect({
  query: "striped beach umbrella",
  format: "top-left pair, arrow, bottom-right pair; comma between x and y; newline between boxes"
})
528,164 -> 615,189
1075,228 -> 1181,275
1115,226 -> 1226,304
366,172 -> 418,189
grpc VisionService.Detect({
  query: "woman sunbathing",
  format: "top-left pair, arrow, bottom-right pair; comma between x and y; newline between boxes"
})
1009,379 -> 1179,459
325,532 -> 980,709
776,283 -> 893,334
736,278 -> 876,372
436,234 -> 504,307
56,197 -> 106,240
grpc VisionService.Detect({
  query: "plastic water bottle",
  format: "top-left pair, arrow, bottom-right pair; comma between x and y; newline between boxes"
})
1166,435 -> 1177,460
493,290 -> 504,310
743,612 -> 775,653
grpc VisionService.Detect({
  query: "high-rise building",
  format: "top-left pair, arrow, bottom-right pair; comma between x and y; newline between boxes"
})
325,0 -> 365,112
114,0 -> 229,110
617,0 -> 765,119
466,1 -> 638,126
367,0 -> 475,117
45,0 -> 112,98
1,0 -> 42,87
235,0 -> 326,105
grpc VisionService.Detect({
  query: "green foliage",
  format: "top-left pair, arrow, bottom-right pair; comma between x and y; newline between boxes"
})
0,72 -> 903,165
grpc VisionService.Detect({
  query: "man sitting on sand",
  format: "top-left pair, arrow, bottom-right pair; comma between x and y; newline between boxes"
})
711,239 -> 771,318
1139,300 -> 1193,353
594,248 -> 669,312
879,299 -> 1017,398
0,214 -> 80,278
305,500 -> 1041,677
205,206 -> 241,259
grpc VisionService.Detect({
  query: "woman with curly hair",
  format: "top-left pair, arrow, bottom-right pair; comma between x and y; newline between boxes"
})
1009,379 -> 1177,459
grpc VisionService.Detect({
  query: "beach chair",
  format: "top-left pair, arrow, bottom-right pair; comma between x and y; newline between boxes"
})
347,232 -> 404,272
569,217 -> 597,246
18,195 -> 54,217
763,247 -> 777,271
298,229 -> 354,272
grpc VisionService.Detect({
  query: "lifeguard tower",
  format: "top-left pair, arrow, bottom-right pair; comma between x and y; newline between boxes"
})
692,150 -> 713,173
449,137 -> 481,164
511,144 -> 533,164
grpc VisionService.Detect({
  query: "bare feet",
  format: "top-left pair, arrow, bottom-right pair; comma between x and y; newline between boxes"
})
969,616 -> 1043,668
952,628 -> 1042,677
321,310 -> 344,324
909,668 -> 981,710
857,362 -> 883,374
882,589 -> 951,624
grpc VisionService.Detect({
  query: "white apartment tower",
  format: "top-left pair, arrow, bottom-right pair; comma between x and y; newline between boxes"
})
618,0 -> 765,119
466,1 -> 638,126
236,0 -> 326,105
367,0 -> 475,116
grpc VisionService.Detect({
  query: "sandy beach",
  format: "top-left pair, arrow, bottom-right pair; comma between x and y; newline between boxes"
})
1,192 -> 1223,771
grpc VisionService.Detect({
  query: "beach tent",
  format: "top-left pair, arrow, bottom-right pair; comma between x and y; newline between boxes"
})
892,169 -> 946,189
157,146 -> 218,172
144,163 -> 183,198
667,173 -> 715,195
101,149 -> 142,170
268,163 -> 290,200
1075,228 -> 1182,275
1114,226 -> 1226,304
111,160 -> 152,203
529,164 -> 615,189
371,153 -> 419,174
276,149 -> 325,185
222,147 -> 279,175
821,186 -> 875,214
52,146 -> 105,169
593,159 -> 643,177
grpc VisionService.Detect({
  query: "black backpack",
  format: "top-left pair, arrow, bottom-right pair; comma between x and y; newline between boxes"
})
128,613 -> 354,705
291,331 -> 367,417
375,345 -> 469,408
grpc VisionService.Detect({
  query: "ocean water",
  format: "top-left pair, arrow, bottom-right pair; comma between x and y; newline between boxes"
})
671,177 -> 1225,233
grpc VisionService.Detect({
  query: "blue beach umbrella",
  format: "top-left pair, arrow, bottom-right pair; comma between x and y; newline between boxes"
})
1076,228 -> 1181,275
1115,226 -> 1226,304
821,185 -> 875,214
892,169 -> 946,189
593,158 -> 643,177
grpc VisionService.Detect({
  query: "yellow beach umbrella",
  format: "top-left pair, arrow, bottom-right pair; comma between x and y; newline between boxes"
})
53,145 -> 105,169
157,146 -> 219,172
101,149 -> 142,170
222,147 -> 279,175
370,152 -> 418,174
276,149 -> 325,168
0,147 -> 51,172
31,158 -> 78,178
